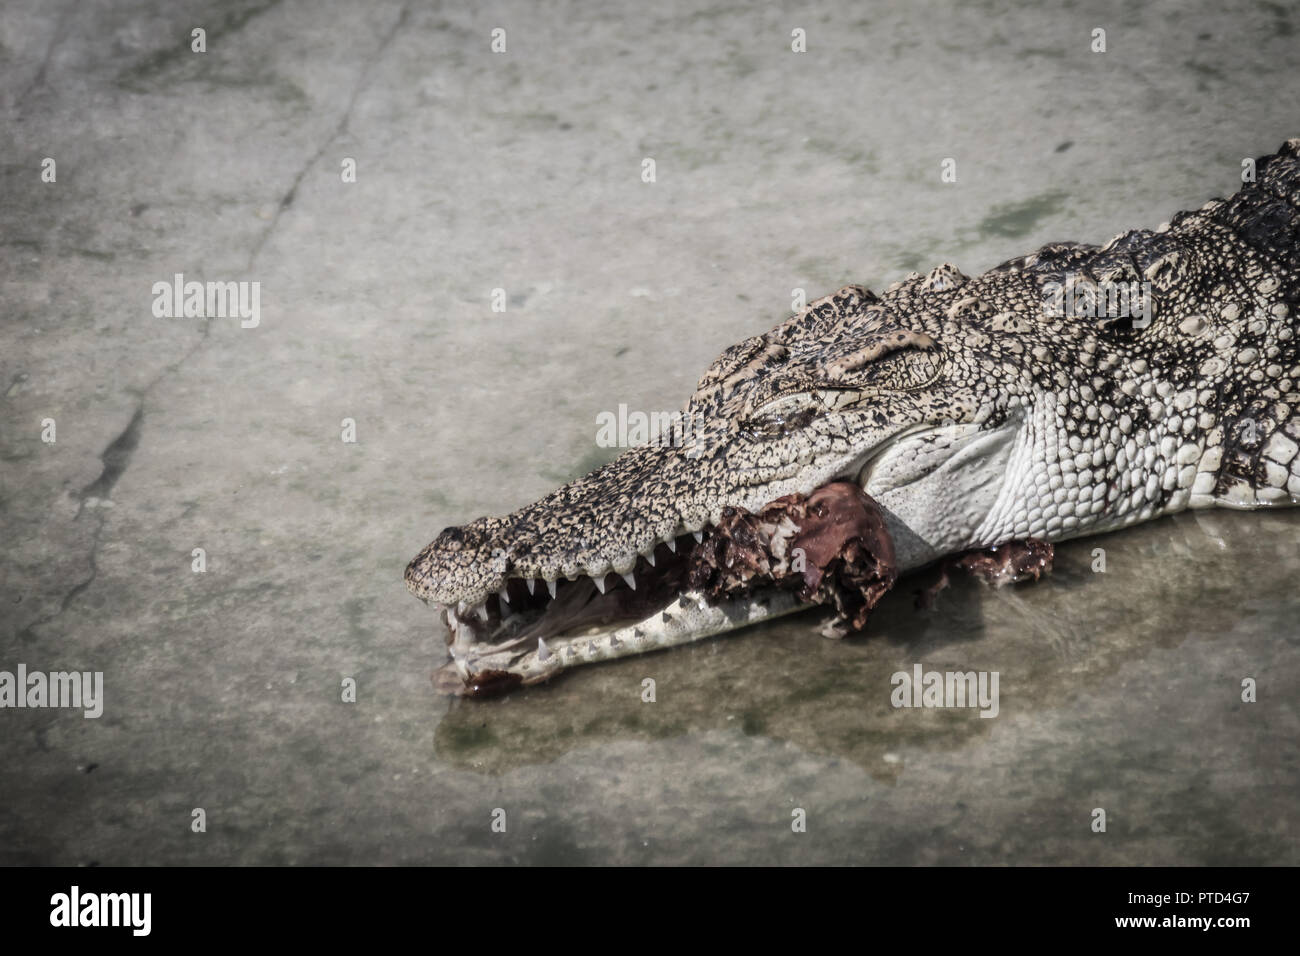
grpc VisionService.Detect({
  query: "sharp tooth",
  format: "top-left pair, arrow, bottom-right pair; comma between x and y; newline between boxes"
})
476,603 -> 489,622
665,538 -> 677,553
621,571 -> 637,590
546,579 -> 557,599
644,549 -> 656,567
499,588 -> 510,605
693,531 -> 703,543
536,637 -> 552,661
525,578 -> 536,595
594,576 -> 607,594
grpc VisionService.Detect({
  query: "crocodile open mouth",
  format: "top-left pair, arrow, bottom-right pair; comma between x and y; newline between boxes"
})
430,481 -> 898,697
433,533 -> 700,694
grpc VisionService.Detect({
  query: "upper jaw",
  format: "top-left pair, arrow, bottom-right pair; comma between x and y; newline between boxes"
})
405,420 -> 927,610
431,529 -> 701,628
405,518 -> 709,611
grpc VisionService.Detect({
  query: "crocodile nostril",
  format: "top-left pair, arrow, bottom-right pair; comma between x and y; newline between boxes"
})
437,525 -> 468,550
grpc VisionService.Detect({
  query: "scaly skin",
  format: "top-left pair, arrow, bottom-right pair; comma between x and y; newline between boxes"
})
406,138 -> 1300,691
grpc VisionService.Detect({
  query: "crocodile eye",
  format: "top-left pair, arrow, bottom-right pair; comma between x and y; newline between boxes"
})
858,345 -> 944,391
742,389 -> 855,436
743,394 -> 810,435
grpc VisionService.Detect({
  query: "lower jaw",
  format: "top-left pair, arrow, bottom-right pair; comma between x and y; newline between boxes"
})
435,585 -> 808,697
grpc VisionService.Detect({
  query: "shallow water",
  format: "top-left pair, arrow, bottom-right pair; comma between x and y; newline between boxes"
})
1,0 -> 1297,864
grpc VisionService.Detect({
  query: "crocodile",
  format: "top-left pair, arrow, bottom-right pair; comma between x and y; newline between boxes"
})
406,138 -> 1300,696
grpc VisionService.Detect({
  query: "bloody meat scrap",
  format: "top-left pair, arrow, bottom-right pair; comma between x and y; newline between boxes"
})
687,481 -> 898,632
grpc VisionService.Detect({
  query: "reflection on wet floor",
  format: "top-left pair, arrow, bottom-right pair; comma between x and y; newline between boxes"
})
436,508 -> 1300,783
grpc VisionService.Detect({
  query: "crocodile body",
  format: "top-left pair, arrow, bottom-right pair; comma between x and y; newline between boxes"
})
407,138 -> 1300,693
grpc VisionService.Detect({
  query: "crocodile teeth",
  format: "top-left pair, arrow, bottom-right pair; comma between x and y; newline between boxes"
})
476,603 -> 489,622
499,589 -> 510,605
621,571 -> 637,590
665,538 -> 677,553
693,531 -> 703,543
546,579 -> 557,599
537,637 -> 552,662
594,576 -> 607,594
643,550 -> 656,567
525,578 -> 535,595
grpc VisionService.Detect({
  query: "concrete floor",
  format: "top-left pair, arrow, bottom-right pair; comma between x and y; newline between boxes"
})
1,0 -> 1297,864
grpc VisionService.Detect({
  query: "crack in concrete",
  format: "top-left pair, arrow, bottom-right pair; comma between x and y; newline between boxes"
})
18,405 -> 137,641
245,1 -> 412,270
16,0 -> 75,110
17,506 -> 104,644
113,0 -> 286,92
20,404 -> 137,642
80,406 -> 144,501
19,2 -> 413,642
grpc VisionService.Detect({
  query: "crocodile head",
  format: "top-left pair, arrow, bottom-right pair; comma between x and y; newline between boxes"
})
407,280 -> 1034,694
